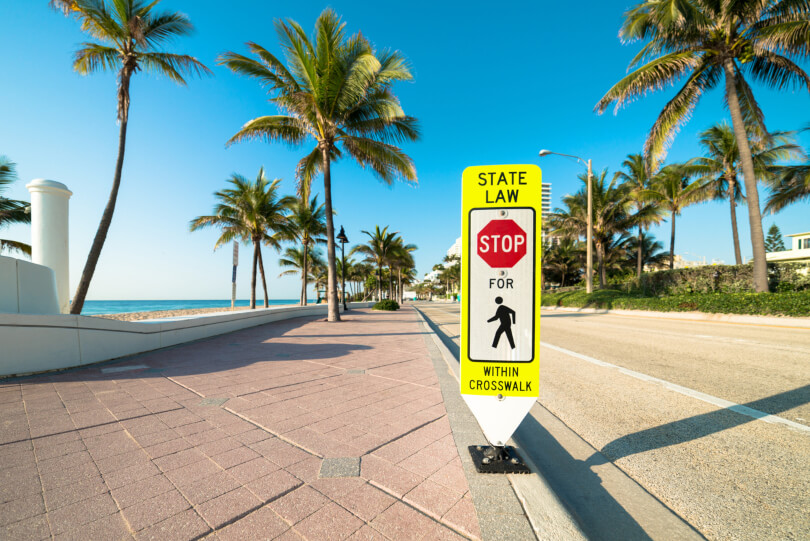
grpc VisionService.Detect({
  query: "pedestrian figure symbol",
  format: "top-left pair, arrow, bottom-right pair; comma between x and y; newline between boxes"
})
487,296 -> 515,349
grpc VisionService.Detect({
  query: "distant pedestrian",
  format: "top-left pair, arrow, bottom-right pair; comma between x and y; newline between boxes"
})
487,296 -> 515,349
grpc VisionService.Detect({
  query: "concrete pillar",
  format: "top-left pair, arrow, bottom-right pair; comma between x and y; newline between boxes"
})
26,179 -> 72,314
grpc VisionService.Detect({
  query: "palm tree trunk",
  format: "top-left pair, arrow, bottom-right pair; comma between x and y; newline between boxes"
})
723,60 -> 768,292
377,265 -> 383,301
320,146 -> 340,320
637,226 -> 643,279
70,73 -> 131,314
728,180 -> 742,266
398,268 -> 402,303
302,243 -> 309,306
257,246 -> 269,308
250,241 -> 259,309
670,211 -> 676,270
599,244 -> 607,288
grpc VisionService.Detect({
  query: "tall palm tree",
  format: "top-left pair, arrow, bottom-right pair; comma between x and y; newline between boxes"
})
282,195 -> 327,305
614,154 -> 665,280
642,163 -> 708,269
351,225 -> 398,301
595,0 -> 810,292
549,170 -> 648,287
279,245 -> 325,303
190,169 -> 292,309
388,238 -> 417,303
56,0 -> 210,314
218,8 -> 420,322
694,123 -> 803,264
0,157 -> 31,256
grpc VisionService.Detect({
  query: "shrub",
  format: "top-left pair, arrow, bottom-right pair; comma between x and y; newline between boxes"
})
541,289 -> 810,317
372,300 -> 399,311
606,261 -> 810,295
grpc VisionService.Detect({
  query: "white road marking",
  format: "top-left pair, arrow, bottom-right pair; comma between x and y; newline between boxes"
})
541,342 -> 810,434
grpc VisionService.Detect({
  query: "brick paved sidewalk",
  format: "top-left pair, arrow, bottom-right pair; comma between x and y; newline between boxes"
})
0,307 -> 482,540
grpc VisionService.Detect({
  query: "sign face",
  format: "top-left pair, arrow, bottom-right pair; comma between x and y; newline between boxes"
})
461,164 -> 542,446
468,209 -> 536,363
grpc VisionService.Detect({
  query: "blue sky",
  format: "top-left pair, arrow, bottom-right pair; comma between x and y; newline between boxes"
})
1,0 -> 808,300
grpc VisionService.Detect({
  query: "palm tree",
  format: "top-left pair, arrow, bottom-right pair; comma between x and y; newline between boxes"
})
351,225 -> 399,301
218,8 -> 420,322
626,232 -> 670,271
694,123 -> 803,264
279,246 -> 325,303
190,169 -> 292,309
56,0 -> 210,314
543,237 -> 582,288
642,163 -> 707,269
0,157 -> 31,256
282,195 -> 327,305
388,238 -> 417,303
595,0 -> 810,292
614,154 -> 664,280
549,169 -> 648,287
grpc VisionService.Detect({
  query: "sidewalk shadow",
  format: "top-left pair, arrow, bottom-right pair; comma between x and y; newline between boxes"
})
597,385 -> 810,463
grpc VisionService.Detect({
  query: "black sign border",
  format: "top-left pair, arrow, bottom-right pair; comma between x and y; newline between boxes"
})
466,206 -> 536,363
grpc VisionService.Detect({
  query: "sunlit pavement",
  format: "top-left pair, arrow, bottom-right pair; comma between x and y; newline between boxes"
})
0,308 -> 486,540
415,301 -> 810,541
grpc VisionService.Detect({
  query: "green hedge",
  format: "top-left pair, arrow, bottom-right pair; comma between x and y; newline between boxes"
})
541,289 -> 810,317
612,262 -> 810,295
372,300 -> 400,311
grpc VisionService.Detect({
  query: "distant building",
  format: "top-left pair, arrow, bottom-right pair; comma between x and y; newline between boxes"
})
447,237 -> 461,260
766,231 -> 810,264
541,182 -> 551,221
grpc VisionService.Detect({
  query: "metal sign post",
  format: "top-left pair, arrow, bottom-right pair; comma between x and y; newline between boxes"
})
461,164 -> 542,474
231,242 -> 238,310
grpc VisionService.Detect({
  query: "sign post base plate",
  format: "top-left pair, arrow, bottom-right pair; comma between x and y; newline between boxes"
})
468,445 -> 531,474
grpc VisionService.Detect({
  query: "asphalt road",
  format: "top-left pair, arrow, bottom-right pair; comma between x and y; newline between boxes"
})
413,301 -> 810,541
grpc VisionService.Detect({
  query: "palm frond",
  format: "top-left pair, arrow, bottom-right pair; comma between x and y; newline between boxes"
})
227,115 -> 311,147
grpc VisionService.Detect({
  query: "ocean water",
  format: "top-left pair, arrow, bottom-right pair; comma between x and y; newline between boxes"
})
81,299 -> 309,316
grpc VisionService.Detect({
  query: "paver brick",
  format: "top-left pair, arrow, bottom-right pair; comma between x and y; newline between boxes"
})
294,502 -> 364,541
245,470 -> 303,502
135,508 -> 210,541
197,487 -> 261,529
268,485 -> 329,524
217,506 -> 289,541
123,488 -> 191,532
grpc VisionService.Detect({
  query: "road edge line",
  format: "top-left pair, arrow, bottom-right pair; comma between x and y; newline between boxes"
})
541,342 -> 810,434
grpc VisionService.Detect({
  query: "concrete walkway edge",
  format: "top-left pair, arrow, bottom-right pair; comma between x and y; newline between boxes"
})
413,307 -> 581,540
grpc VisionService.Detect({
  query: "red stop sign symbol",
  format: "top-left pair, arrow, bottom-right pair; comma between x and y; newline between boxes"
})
477,219 -> 527,268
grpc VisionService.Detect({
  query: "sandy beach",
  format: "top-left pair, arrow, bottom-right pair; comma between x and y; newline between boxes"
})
92,304 -> 296,322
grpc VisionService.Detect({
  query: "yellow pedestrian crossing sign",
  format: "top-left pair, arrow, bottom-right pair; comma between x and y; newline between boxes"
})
460,164 -> 542,446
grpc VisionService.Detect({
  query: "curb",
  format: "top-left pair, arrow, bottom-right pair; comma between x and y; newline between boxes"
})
413,306 -> 585,541
542,305 -> 810,328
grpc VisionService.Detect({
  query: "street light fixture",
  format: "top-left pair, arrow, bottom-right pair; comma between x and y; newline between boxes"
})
336,226 -> 349,312
538,149 -> 594,294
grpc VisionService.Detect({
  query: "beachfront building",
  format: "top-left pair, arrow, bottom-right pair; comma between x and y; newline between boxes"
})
447,237 -> 461,260
767,231 -> 810,264
542,182 -> 552,221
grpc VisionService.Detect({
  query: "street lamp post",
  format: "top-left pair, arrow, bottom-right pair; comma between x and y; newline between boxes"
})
538,150 -> 593,294
336,226 -> 349,312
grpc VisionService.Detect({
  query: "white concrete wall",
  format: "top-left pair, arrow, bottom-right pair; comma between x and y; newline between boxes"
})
0,302 -> 375,377
0,256 -> 60,314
